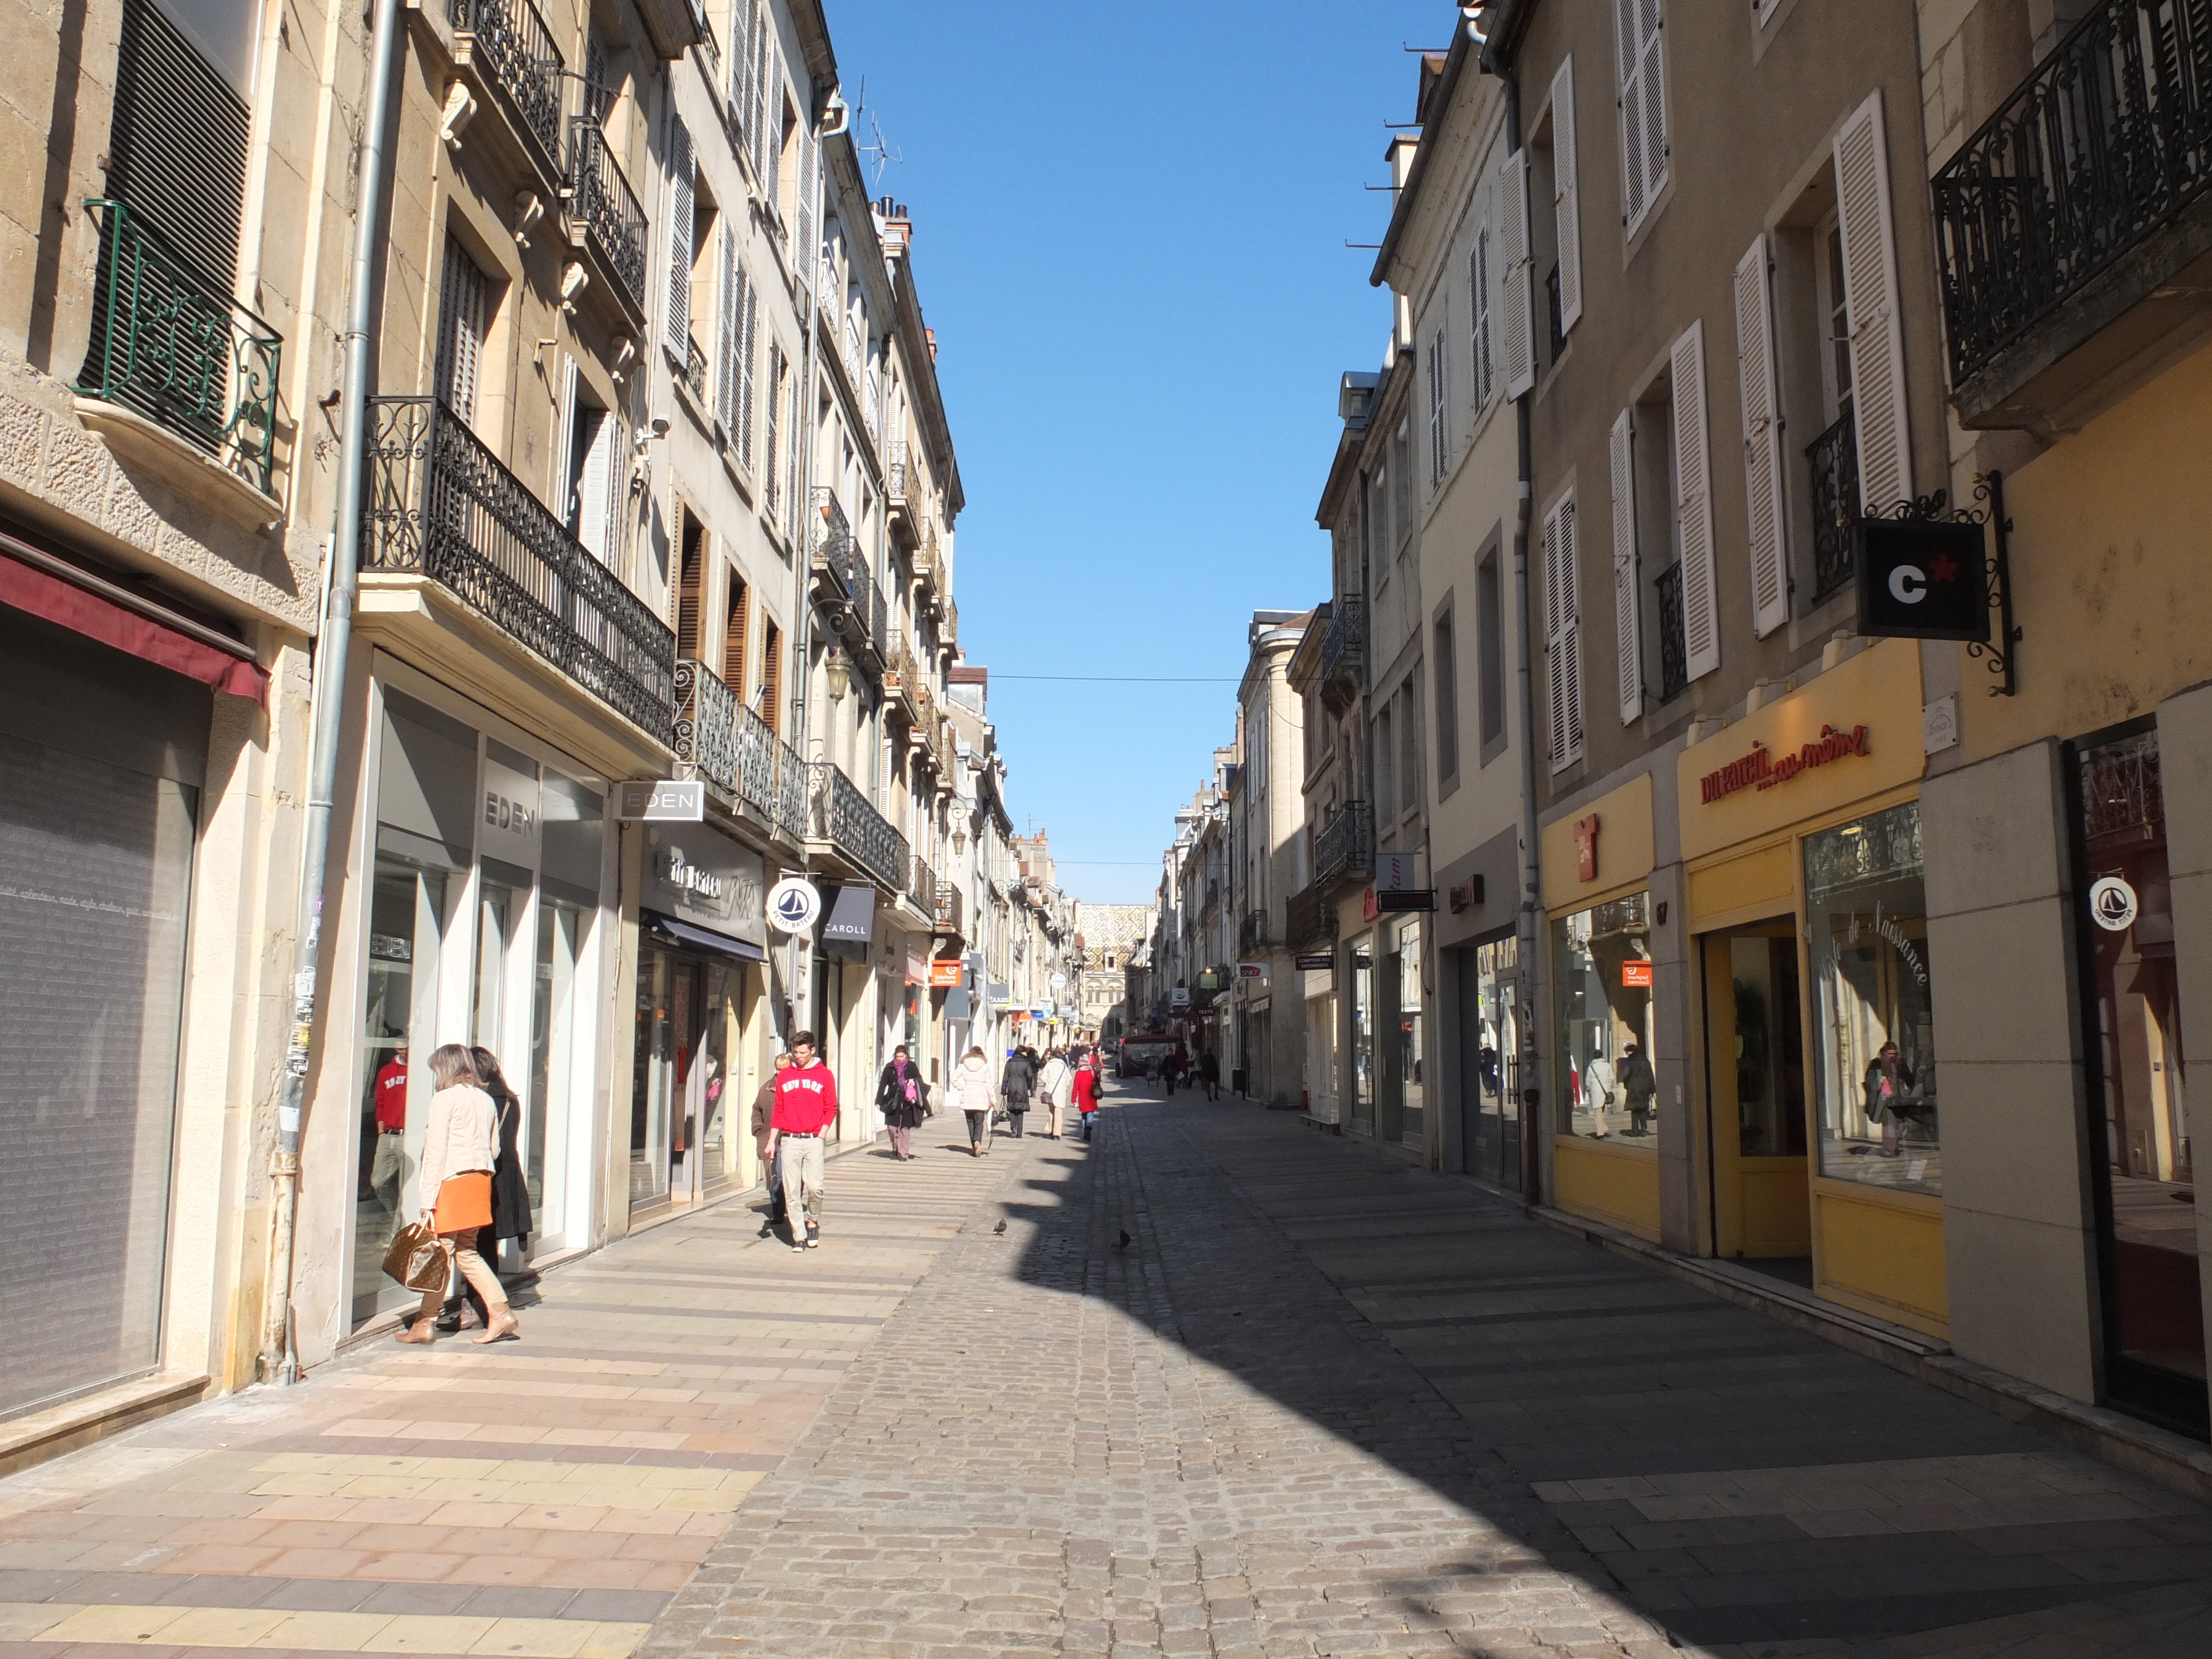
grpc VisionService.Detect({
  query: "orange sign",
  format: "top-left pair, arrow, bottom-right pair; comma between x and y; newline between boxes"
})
929,959 -> 963,988
1573,814 -> 1600,883
1621,959 -> 1653,989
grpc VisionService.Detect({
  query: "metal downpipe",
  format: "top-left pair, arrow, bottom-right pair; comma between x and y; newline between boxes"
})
258,0 -> 406,1383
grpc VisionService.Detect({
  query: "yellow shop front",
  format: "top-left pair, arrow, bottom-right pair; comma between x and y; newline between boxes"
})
1544,773 -> 1663,1241
1679,638 -> 1947,1338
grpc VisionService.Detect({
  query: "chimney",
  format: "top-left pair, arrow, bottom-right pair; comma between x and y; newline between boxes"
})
925,326 -> 938,362
874,196 -> 912,257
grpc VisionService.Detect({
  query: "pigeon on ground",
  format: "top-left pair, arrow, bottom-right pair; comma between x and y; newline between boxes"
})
993,1219 -> 1008,1235
1114,1229 -> 1132,1250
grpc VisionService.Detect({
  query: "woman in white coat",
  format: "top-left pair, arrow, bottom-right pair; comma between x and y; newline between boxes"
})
398,1043 -> 519,1345
950,1046 -> 997,1156
1035,1047 -> 1072,1140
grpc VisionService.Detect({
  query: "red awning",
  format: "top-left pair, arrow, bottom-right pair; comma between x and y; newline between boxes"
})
0,545 -> 268,701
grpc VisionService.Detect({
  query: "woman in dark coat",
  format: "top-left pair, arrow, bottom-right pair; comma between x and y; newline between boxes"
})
1000,1045 -> 1038,1138
877,1043 -> 928,1159
436,1046 -> 530,1332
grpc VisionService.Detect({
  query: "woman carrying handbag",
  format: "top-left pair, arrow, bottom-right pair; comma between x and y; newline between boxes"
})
432,1047 -> 531,1333
877,1044 -> 928,1159
397,1044 -> 519,1345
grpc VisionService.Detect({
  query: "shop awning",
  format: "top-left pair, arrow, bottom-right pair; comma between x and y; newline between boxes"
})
645,910 -> 766,963
0,535 -> 268,701
821,883 -> 876,962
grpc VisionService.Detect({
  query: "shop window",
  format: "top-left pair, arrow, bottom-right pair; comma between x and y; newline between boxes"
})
528,897 -> 582,1238
1554,891 -> 1656,1143
1467,936 -> 1522,1188
355,860 -> 450,1326
1804,802 -> 1939,1193
1351,948 -> 1375,1135
1394,923 -> 1425,1147
2074,726 -> 2201,1424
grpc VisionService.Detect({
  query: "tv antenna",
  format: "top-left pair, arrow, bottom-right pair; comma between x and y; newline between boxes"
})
852,76 -> 902,188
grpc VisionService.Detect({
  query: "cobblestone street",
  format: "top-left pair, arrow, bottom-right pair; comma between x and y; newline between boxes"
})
5,1089 -> 2212,1658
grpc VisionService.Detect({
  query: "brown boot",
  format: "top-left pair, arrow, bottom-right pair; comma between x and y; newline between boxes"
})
473,1307 -> 520,1344
396,1318 -> 436,1344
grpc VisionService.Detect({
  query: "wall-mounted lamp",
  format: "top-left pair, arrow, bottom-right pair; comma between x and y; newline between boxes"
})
826,648 -> 852,701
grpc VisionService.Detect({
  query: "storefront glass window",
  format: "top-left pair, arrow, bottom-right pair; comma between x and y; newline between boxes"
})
473,878 -> 516,1051
1396,922 -> 1425,1147
1351,948 -> 1375,1134
1468,936 -> 1521,1187
2077,729 -> 2201,1400
1554,893 -> 1656,1144
355,860 -> 449,1324
632,948 -> 681,1206
1306,988 -> 1337,1118
1805,802 -> 1939,1193
528,898 -> 581,1239
692,964 -> 731,1190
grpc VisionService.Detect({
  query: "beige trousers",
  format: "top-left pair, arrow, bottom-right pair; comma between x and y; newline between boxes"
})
418,1227 -> 507,1324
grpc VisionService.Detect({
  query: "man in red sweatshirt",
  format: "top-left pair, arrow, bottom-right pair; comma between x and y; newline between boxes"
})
768,1030 -> 839,1250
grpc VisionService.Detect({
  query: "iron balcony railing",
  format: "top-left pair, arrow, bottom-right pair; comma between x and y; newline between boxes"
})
1321,595 -> 1364,692
1933,0 -> 2212,383
674,659 -> 806,841
907,849 -> 939,917
1655,562 -> 1689,706
684,336 -> 708,403
886,439 -> 909,500
79,200 -> 282,496
1807,407 -> 1859,603
933,880 -> 964,939
566,118 -> 649,314
1314,800 -> 1375,894
919,525 -> 946,598
447,0 -> 565,168
1238,909 -> 1271,955
810,487 -> 888,664
807,761 -> 910,893
364,397 -> 677,737
1286,881 -> 1335,950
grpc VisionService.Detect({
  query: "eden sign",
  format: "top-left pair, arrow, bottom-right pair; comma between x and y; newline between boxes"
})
1699,723 -> 1872,805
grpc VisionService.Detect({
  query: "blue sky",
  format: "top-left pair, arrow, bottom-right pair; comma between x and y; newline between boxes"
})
830,0 -> 1449,905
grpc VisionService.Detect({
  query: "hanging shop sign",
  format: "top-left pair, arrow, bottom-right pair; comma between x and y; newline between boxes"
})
618,779 -> 705,821
1295,953 -> 1334,972
2090,876 -> 2138,932
930,958 -> 965,987
1170,986 -> 1191,1009
1854,518 -> 1990,642
643,823 -> 766,946
1364,887 -> 1437,919
1573,814 -> 1599,882
1237,963 -> 1266,978
822,884 -> 877,961
766,876 -> 821,932
1621,960 -> 1653,988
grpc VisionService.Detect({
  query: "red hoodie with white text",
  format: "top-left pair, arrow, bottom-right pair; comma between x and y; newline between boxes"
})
770,1061 -> 841,1135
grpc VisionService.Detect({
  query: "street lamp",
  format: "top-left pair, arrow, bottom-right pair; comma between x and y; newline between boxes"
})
826,647 -> 852,701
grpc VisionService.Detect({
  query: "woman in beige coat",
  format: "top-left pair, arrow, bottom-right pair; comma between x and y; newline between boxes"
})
398,1043 -> 519,1344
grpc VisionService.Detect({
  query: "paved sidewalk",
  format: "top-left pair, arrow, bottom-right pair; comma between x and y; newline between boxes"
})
0,1125 -> 1004,1657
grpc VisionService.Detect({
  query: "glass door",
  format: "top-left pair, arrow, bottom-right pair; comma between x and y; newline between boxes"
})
632,947 -> 677,1208
2074,725 -> 2204,1434
528,898 -> 583,1241
1701,922 -> 1811,1261
354,860 -> 451,1326
1465,936 -> 1521,1189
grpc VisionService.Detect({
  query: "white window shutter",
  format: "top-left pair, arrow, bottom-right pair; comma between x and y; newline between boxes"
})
1637,0 -> 1667,212
716,231 -> 739,436
553,356 -> 578,510
738,281 -> 758,471
1734,236 -> 1790,637
576,410 -> 617,564
667,118 -> 693,357
1543,495 -> 1583,772
1671,319 -> 1720,683
1551,57 -> 1583,333
1610,409 -> 1641,725
1499,149 -> 1535,399
1833,90 -> 1912,514
1616,0 -> 1667,235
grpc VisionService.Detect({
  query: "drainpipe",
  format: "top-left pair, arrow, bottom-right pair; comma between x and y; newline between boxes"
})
1489,40 -> 1547,1203
259,0 -> 406,1384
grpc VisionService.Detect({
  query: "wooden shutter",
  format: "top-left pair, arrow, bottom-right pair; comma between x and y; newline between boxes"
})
1469,233 -> 1492,407
738,281 -> 759,471
675,508 -> 704,659
1543,494 -> 1582,772
667,117 -> 693,356
797,126 -> 818,291
760,620 -> 782,733
1610,409 -> 1641,725
1551,56 -> 1583,333
576,409 -> 617,564
1671,320 -> 1719,683
717,233 -> 742,437
1427,333 -> 1447,483
724,574 -> 749,698
1833,90 -> 1912,514
435,235 -> 486,426
1615,0 -> 1667,234
1734,236 -> 1790,638
1499,149 -> 1535,398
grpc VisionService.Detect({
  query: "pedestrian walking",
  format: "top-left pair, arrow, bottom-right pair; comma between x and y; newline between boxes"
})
1162,1049 -> 1183,1095
1001,1043 -> 1038,1138
1036,1046 -> 1071,1139
396,1044 -> 518,1345
1199,1048 -> 1222,1101
878,1043 -> 928,1159
433,1046 -> 530,1334
1864,1040 -> 1916,1157
1072,1050 -> 1102,1140
752,1051 -> 792,1237
769,1031 -> 838,1250
952,1045 -> 995,1155
1620,1041 -> 1658,1138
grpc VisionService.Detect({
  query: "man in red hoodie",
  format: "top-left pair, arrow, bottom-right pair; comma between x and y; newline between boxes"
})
768,1030 -> 839,1250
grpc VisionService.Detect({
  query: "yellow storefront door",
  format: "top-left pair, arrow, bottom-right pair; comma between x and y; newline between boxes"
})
1701,922 -> 1812,1259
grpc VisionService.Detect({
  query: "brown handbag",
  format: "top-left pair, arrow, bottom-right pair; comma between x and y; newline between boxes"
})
381,1220 -> 448,1292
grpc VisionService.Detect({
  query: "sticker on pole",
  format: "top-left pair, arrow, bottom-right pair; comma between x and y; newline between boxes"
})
767,877 -> 822,933
2089,876 -> 2138,932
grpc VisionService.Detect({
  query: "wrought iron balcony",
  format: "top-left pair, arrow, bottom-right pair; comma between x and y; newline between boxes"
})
447,0 -> 565,174
1238,908 -> 1272,955
363,397 -> 676,738
1321,596 -> 1364,712
674,659 -> 806,842
885,627 -> 925,724
807,761 -> 910,893
886,439 -> 909,501
1286,882 -> 1335,950
918,524 -> 946,601
79,200 -> 282,496
1933,0 -> 2212,390
810,487 -> 888,669
1655,562 -> 1689,706
1313,800 -> 1374,894
566,118 -> 649,316
933,879 -> 964,941
1807,408 -> 1859,603
683,336 -> 708,403
907,848 -> 939,918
